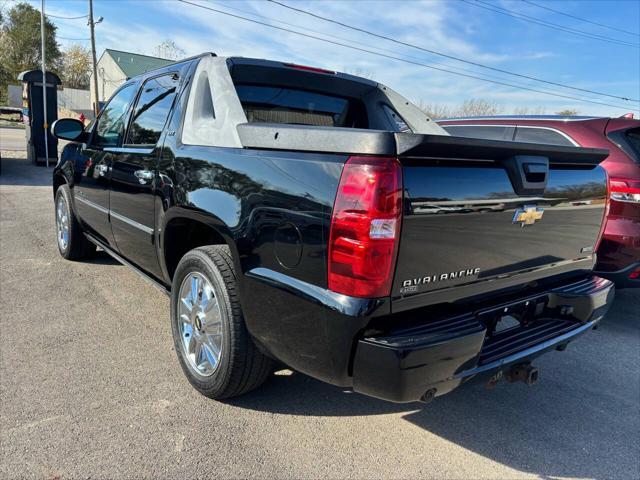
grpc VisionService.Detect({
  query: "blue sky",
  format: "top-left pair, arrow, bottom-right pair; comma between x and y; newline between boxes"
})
30,0 -> 640,116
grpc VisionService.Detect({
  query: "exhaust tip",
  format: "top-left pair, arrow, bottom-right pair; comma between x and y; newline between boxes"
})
420,388 -> 437,403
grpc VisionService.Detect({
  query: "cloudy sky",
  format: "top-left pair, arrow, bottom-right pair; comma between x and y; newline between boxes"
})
28,0 -> 640,116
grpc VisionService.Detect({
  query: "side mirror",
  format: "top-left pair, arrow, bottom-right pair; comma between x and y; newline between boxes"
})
51,118 -> 86,142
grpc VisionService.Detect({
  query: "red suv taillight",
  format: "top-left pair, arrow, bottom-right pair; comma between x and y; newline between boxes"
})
328,156 -> 403,298
609,177 -> 640,203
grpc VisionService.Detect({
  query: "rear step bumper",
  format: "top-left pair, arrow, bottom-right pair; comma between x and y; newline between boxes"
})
352,275 -> 614,403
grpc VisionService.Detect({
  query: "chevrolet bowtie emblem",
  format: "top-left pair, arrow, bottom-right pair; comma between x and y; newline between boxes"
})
513,205 -> 544,227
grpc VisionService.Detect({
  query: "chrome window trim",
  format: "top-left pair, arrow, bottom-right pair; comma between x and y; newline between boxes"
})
109,210 -> 154,235
439,116 -> 601,122
442,123 -> 579,147
103,146 -> 155,155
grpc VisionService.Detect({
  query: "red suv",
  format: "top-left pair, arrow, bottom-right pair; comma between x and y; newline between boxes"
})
438,115 -> 640,288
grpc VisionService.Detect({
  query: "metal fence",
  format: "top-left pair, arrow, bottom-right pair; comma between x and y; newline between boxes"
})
7,84 -> 91,113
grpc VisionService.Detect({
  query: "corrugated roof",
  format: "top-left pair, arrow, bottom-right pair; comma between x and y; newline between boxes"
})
104,49 -> 174,79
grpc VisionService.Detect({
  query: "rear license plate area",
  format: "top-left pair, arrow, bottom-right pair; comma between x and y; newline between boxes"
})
477,294 -> 548,336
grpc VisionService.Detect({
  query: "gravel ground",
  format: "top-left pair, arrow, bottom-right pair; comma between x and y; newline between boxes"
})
1,140 -> 639,479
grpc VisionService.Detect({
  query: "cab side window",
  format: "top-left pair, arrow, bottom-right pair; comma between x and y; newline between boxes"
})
442,125 -> 514,141
125,74 -> 179,146
93,83 -> 136,147
514,127 -> 575,146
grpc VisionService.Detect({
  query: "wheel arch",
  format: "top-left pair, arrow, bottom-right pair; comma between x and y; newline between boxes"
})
161,209 -> 241,284
53,172 -> 66,196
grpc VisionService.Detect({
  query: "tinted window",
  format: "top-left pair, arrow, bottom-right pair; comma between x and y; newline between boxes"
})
514,127 -> 574,146
442,125 -> 514,141
236,85 -> 367,128
622,127 -> 640,163
93,84 -> 136,147
126,74 -> 179,145
383,105 -> 410,132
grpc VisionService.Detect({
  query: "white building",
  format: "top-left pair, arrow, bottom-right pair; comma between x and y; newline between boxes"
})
90,49 -> 173,106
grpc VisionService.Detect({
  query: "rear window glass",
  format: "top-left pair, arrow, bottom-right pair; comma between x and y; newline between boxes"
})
236,85 -> 367,128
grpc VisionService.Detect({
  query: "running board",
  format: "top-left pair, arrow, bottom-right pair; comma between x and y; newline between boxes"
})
84,233 -> 170,296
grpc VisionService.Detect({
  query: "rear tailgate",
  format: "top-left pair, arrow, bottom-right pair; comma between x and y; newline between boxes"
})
392,133 -> 609,311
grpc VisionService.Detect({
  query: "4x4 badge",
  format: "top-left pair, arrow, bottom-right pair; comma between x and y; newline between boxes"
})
513,205 -> 544,227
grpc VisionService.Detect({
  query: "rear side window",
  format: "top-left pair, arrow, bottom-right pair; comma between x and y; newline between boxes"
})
618,127 -> 640,163
383,105 -> 410,132
514,127 -> 575,146
126,73 -> 179,146
442,125 -> 514,141
236,85 -> 367,128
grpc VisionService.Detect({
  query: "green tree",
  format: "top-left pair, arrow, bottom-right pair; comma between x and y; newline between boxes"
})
556,109 -> 579,116
0,2 -> 61,103
61,44 -> 91,89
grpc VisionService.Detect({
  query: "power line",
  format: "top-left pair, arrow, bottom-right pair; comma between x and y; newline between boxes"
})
267,0 -> 638,102
177,0 -> 638,112
465,0 -> 639,48
214,0 -> 614,102
521,0 -> 640,38
57,36 -> 90,41
46,13 -> 88,19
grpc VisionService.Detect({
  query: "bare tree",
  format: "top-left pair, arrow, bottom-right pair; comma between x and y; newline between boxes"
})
456,98 -> 501,117
512,106 -> 547,115
152,39 -> 185,61
414,100 -> 452,119
343,67 -> 375,79
414,98 -> 502,119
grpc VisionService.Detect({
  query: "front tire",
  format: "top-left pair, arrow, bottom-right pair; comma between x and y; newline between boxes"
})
170,245 -> 272,399
55,185 -> 96,260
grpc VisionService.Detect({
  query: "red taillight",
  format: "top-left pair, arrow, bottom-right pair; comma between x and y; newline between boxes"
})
629,268 -> 640,280
328,156 -> 402,298
609,177 -> 640,203
283,63 -> 335,75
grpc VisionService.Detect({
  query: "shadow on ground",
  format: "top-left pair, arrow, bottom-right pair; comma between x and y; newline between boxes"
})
228,289 -> 639,479
85,250 -> 120,266
3,144 -> 638,479
0,155 -> 55,187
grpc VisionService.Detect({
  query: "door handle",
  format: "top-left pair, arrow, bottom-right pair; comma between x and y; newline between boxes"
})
134,169 -> 154,184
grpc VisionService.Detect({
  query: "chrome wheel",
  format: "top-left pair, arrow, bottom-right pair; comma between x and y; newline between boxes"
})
56,194 -> 70,252
177,271 -> 223,377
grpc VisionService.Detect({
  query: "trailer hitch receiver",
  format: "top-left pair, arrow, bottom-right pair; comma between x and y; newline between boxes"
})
506,363 -> 539,386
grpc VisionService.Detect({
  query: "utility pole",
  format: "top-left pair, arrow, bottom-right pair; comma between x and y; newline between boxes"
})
40,0 -> 49,168
88,0 -> 100,116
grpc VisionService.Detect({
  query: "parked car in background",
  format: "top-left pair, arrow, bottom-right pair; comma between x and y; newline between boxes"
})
438,115 -> 640,288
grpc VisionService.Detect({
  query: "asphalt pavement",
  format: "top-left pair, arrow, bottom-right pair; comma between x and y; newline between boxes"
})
1,134 -> 639,479
0,126 -> 27,152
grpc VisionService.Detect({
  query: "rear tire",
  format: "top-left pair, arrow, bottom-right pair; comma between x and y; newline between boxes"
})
54,184 -> 96,260
170,245 -> 272,399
